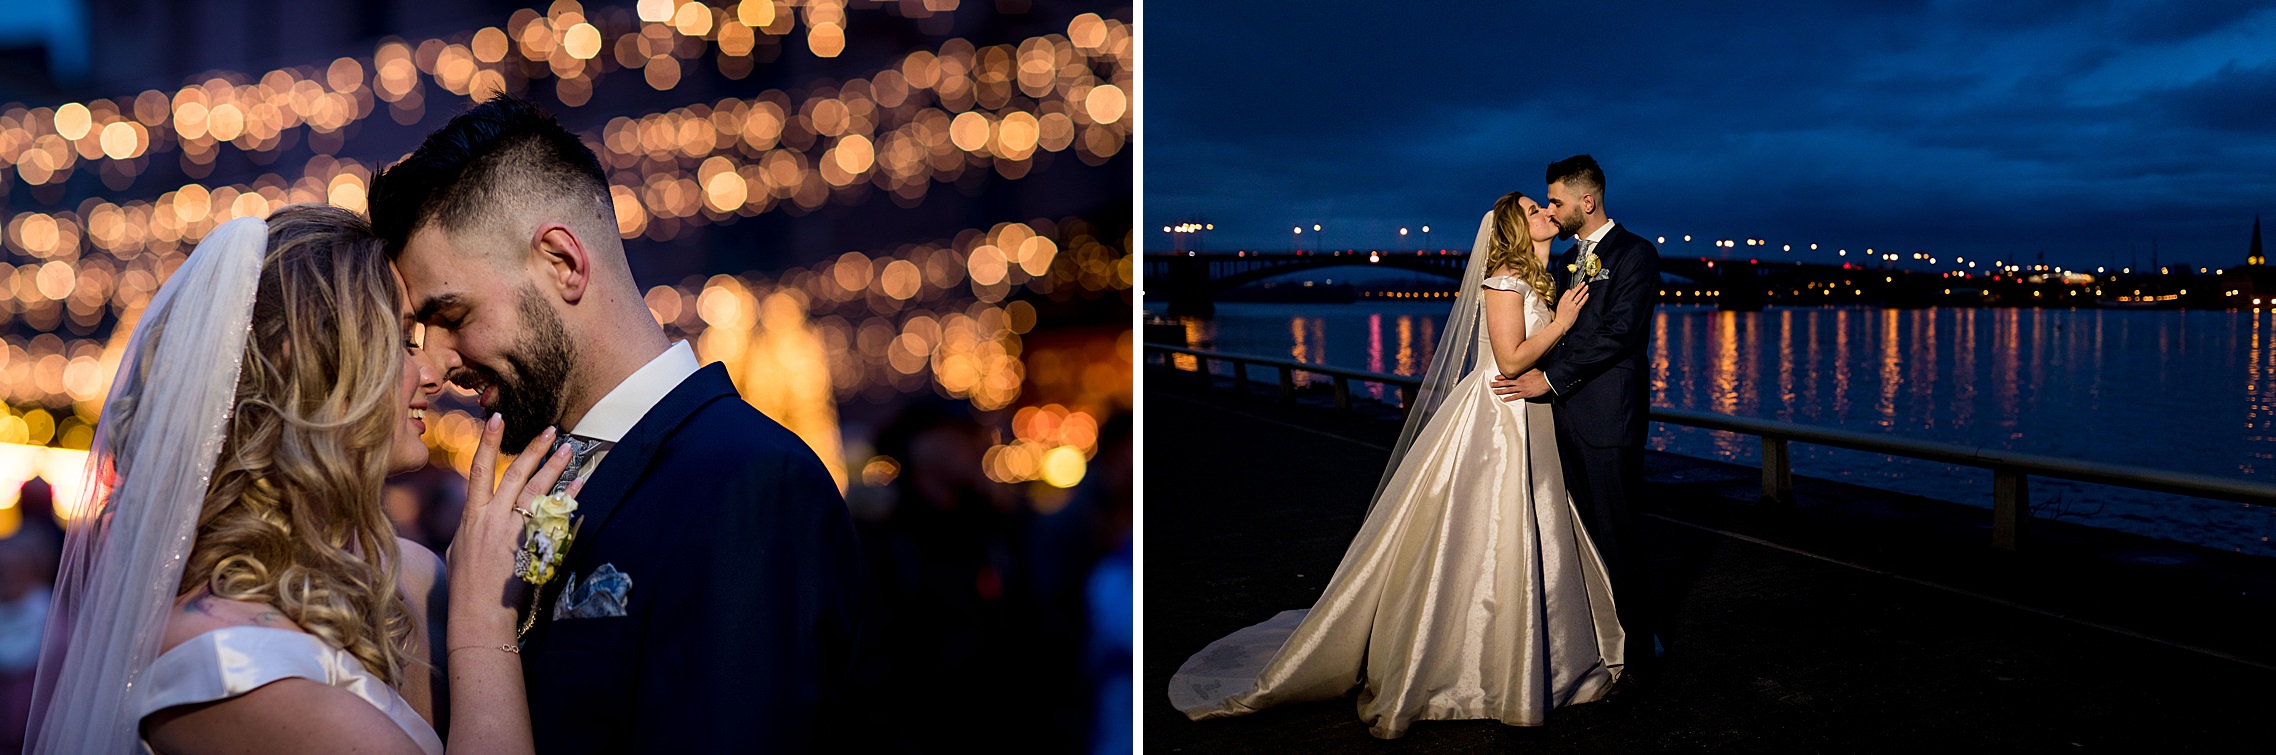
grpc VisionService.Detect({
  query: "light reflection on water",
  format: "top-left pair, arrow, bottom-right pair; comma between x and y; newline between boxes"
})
1153,301 -> 2276,556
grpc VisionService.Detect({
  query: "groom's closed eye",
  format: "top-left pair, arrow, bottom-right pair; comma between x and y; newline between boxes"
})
413,293 -> 470,329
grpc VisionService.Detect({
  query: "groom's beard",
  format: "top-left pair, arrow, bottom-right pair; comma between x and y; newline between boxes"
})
467,285 -> 578,454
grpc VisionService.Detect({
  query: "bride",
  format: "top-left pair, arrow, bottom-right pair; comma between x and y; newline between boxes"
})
1169,191 -> 1624,738
24,206 -> 578,753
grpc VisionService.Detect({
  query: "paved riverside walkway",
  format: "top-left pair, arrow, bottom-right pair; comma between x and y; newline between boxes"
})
1144,380 -> 2276,752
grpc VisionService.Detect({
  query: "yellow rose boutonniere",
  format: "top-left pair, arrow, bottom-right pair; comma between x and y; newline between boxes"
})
519,494 -> 580,586
1568,252 -> 1606,282
513,493 -> 582,640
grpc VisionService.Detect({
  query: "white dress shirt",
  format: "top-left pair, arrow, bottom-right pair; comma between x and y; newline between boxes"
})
564,340 -> 701,485
1579,218 -> 1618,251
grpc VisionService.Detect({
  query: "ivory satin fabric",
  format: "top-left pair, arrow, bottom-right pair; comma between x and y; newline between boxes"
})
1169,276 -> 1624,738
133,626 -> 443,754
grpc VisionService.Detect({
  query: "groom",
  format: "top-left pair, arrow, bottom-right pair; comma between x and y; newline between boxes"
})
1492,154 -> 1662,678
368,97 -> 861,752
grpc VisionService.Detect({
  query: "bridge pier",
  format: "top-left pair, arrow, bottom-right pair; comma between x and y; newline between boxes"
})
1720,261 -> 1764,311
1164,254 -> 1215,317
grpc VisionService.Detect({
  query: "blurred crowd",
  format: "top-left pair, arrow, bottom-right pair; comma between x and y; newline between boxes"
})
847,402 -> 1133,752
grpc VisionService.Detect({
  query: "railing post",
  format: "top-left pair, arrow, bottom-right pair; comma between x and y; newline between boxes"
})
1761,436 -> 1793,506
1993,468 -> 2028,550
1227,359 -> 1248,399
1192,355 -> 1210,390
1279,365 -> 1296,404
1332,376 -> 1351,411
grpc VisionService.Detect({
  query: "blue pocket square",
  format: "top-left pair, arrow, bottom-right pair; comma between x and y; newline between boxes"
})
553,563 -> 633,620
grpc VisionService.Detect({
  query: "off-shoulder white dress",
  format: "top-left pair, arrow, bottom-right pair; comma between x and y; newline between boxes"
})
1168,274 -> 1624,738
133,626 -> 443,754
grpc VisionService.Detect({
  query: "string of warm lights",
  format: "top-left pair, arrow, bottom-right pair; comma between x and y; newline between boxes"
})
1,12 -> 1131,422
0,14 -> 1131,262
0,1 -> 1129,182
593,26 -> 1132,234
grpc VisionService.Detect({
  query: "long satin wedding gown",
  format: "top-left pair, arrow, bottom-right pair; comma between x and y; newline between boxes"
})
1169,275 -> 1624,738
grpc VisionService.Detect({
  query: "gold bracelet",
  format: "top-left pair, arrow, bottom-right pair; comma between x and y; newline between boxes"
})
447,643 -> 520,655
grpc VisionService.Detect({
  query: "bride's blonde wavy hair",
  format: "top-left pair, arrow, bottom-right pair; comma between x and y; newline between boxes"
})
1485,191 -> 1557,306
172,204 -> 418,686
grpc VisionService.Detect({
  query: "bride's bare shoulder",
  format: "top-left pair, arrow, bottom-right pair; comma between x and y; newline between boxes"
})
159,588 -> 306,654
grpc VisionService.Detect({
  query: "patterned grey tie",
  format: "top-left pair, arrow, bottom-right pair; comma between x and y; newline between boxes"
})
1565,239 -> 1593,284
551,434 -> 613,496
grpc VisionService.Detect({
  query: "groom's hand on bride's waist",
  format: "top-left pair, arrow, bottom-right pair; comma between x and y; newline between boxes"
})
1491,371 -> 1552,402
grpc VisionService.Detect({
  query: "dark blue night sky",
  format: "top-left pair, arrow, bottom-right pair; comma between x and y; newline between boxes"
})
1143,0 -> 2276,272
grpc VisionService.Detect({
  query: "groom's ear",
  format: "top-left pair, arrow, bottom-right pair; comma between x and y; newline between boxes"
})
530,223 -> 592,305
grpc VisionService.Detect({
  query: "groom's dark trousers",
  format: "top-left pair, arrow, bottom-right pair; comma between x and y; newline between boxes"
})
1543,223 -> 1661,670
517,363 -> 863,753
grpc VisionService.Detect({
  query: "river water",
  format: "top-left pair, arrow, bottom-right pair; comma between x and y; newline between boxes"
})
1148,301 -> 2276,556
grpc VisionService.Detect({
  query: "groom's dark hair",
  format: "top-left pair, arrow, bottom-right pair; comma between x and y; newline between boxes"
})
1546,154 -> 1605,199
367,95 -> 611,256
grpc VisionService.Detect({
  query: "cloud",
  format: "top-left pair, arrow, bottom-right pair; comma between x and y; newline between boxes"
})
2146,60 -> 2276,134
1145,0 -> 2276,267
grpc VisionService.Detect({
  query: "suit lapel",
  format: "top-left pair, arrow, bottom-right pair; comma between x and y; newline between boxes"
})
570,362 -> 739,540
1594,224 -> 1631,263
1571,227 -> 1626,327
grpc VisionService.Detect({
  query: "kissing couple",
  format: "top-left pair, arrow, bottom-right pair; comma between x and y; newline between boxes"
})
1170,155 -> 1663,738
24,97 -> 862,754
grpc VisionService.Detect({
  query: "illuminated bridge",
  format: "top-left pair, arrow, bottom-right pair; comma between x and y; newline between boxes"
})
1141,250 -> 2050,314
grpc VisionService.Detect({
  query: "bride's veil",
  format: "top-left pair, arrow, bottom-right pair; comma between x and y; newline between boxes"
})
1368,209 -> 1497,512
24,216 -> 269,754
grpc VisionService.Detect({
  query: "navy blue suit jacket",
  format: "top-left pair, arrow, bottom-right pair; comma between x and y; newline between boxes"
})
1543,223 -> 1660,448
519,362 -> 862,753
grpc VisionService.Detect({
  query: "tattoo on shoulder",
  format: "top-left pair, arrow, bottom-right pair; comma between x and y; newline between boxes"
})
180,588 -> 286,628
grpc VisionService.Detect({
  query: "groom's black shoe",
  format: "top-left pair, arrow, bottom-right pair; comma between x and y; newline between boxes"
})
1608,638 -> 1666,699
1606,669 -> 1646,700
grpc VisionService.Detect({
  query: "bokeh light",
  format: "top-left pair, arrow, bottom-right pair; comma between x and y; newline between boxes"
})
1,0 -> 1134,532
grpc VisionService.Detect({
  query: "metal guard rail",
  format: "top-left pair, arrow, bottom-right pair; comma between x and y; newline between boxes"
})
1144,342 -> 2276,550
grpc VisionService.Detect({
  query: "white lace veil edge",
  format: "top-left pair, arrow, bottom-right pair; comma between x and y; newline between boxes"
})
1367,210 -> 1497,513
25,215 -> 268,754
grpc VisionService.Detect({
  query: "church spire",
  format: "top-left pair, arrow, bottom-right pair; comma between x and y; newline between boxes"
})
2251,214 -> 2265,267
